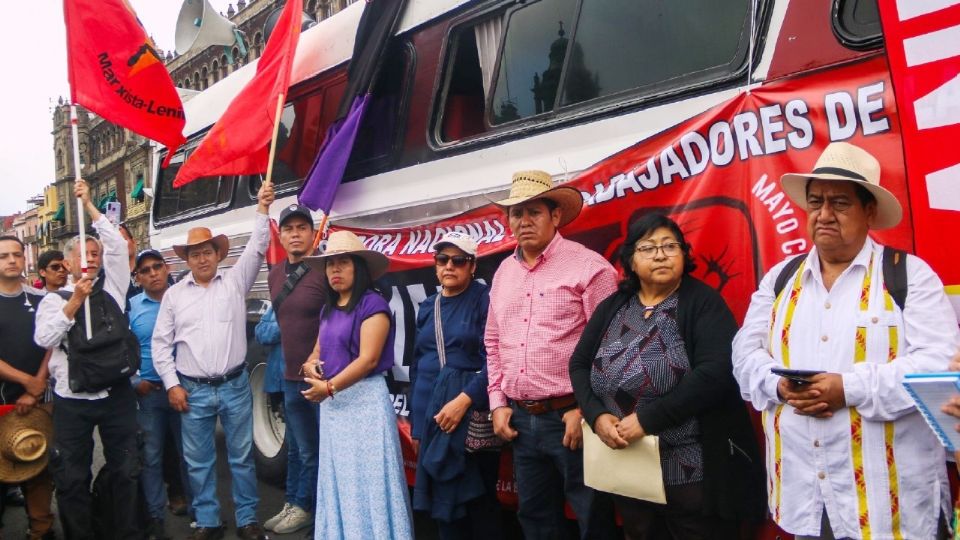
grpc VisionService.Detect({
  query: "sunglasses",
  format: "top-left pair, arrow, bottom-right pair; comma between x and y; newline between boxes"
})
434,254 -> 474,267
137,262 -> 166,275
45,263 -> 66,272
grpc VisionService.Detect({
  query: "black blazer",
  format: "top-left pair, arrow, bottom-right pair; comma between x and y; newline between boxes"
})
569,276 -> 765,522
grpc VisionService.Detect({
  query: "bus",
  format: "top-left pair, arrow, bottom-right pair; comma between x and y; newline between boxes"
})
149,1 -> 960,537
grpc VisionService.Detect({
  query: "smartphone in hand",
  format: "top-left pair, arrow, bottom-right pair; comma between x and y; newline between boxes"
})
771,367 -> 826,385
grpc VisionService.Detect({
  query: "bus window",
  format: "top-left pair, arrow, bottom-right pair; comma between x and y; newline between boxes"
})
434,0 -> 756,145
346,40 -> 415,179
558,0 -> 750,107
154,151 -> 235,224
834,0 -> 883,50
247,72 -> 348,199
490,0 -> 578,125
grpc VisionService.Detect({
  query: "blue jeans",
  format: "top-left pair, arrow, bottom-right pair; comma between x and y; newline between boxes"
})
510,404 -> 615,540
283,380 -> 319,512
137,384 -> 191,520
180,371 -> 258,528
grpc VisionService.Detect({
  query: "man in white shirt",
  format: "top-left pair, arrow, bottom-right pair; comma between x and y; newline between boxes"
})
733,142 -> 959,539
152,183 -> 274,540
34,179 -> 139,539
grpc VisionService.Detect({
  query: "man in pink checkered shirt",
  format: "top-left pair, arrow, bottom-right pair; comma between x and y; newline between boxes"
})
486,170 -> 619,540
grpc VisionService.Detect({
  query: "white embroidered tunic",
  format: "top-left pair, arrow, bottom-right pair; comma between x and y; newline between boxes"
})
733,238 -> 959,539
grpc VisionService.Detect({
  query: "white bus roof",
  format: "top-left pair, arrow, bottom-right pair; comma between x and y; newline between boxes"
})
181,0 -> 471,137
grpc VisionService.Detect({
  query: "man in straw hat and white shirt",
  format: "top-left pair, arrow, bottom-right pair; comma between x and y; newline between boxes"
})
34,179 -> 140,539
152,183 -> 274,540
732,142 -> 959,539
486,170 -> 619,539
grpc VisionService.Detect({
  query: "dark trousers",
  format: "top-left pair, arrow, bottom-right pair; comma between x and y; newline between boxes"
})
436,451 -> 503,540
510,404 -> 617,540
615,482 -> 735,540
50,384 -> 140,540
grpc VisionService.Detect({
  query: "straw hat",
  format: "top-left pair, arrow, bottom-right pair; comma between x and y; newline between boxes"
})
172,227 -> 230,262
0,407 -> 53,484
303,230 -> 390,279
781,142 -> 902,229
492,170 -> 584,228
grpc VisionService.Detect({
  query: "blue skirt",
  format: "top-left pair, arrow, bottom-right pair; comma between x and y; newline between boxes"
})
314,376 -> 413,540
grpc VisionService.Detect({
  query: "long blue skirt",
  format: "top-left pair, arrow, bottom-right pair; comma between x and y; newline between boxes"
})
314,375 -> 413,540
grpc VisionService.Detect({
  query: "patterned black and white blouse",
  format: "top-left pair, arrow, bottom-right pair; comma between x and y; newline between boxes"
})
590,293 -> 704,486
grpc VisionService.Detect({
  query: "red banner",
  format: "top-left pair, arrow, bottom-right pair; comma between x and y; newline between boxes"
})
64,0 -> 186,163
340,56 -> 911,326
877,0 -> 960,310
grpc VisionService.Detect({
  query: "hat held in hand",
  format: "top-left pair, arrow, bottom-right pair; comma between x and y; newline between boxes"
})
0,407 -> 53,483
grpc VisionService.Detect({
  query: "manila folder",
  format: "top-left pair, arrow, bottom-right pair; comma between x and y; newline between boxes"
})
582,420 -> 666,504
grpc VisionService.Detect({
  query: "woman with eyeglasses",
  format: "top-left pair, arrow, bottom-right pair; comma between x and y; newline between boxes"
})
410,232 -> 502,540
569,213 -> 764,539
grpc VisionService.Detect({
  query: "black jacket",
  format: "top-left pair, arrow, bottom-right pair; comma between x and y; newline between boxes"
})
569,276 -> 765,522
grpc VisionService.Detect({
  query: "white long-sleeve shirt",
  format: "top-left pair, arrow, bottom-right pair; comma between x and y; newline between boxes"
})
34,215 -> 130,400
152,213 -> 269,390
733,237 -> 959,539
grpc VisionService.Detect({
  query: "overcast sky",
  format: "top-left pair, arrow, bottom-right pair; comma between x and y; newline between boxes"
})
0,0 -> 234,216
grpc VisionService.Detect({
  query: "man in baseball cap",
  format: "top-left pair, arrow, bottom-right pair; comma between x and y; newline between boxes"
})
262,203 -> 325,535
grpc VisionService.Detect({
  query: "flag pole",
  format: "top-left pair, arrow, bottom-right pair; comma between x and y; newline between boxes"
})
263,93 -> 285,187
69,104 -> 93,340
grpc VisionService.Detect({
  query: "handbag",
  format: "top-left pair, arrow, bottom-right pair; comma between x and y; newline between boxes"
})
433,294 -> 505,453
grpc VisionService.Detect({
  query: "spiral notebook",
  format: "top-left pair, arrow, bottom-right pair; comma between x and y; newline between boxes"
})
902,372 -> 960,451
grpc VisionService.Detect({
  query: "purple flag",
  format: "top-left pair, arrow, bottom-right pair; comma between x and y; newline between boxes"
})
298,94 -> 370,212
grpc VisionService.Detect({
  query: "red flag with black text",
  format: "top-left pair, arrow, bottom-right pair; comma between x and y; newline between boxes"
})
173,0 -> 303,188
64,0 -> 186,165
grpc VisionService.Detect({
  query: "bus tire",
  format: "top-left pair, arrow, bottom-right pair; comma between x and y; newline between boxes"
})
249,359 -> 287,486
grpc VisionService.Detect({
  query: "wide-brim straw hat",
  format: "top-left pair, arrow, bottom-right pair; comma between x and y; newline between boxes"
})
303,230 -> 390,279
0,407 -> 53,484
781,142 -> 902,229
492,170 -> 584,228
172,227 -> 230,262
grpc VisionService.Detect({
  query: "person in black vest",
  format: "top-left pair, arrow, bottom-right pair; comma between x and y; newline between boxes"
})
34,179 -> 140,540
0,235 -> 55,540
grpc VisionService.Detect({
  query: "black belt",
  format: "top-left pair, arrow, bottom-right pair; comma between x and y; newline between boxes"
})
177,367 -> 244,386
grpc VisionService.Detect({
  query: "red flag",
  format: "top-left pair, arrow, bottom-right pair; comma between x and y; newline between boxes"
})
64,0 -> 186,165
266,219 -> 287,267
173,0 -> 303,188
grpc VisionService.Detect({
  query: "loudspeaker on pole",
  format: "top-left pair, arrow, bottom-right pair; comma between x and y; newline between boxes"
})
175,0 -> 240,56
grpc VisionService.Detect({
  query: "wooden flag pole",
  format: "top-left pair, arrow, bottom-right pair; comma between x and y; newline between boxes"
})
263,93 -> 286,187
69,104 -> 93,339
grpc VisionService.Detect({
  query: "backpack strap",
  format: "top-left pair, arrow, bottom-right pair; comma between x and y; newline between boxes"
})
271,264 -> 310,313
882,245 -> 908,312
773,254 -> 807,301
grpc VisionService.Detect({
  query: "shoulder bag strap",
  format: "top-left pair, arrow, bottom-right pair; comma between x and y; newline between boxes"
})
434,294 -> 446,368
271,264 -> 310,313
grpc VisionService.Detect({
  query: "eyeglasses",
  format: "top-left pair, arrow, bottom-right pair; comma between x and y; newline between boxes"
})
45,263 -> 66,272
635,242 -> 682,259
434,254 -> 475,267
137,262 -> 165,275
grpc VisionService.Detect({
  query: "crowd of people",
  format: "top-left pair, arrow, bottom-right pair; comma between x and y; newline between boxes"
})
0,141 -> 958,540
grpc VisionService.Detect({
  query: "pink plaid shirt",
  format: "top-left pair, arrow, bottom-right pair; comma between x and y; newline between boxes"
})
485,233 -> 618,410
